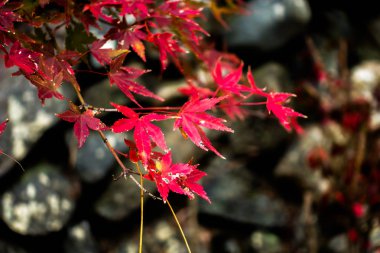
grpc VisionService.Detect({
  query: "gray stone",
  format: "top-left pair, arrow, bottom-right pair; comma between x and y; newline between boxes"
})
199,158 -> 289,227
0,240 -> 28,253
250,231 -> 282,253
225,0 -> 311,50
74,132 -> 128,183
95,175 -> 156,221
274,123 -> 349,194
115,220 -> 188,253
328,233 -> 349,253
64,221 -> 99,253
0,164 -> 76,235
0,60 -> 73,176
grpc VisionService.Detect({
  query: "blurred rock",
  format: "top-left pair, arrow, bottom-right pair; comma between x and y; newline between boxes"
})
74,132 -> 127,183
0,241 -> 27,253
115,220 -> 188,253
225,0 -> 311,50
200,158 -> 289,227
0,61 -> 73,176
350,60 -> 380,103
250,231 -> 282,253
274,123 -> 351,194
328,233 -> 349,253
95,176 -> 156,221
64,221 -> 99,253
0,164 -> 76,235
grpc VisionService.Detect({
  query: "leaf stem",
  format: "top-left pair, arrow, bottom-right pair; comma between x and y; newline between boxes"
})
136,162 -> 144,253
167,200 -> 192,253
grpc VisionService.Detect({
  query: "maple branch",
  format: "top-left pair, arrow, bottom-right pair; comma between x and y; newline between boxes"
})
96,130 -> 136,175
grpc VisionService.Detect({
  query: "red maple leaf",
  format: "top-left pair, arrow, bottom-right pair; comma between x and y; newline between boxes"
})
247,70 -> 306,132
26,56 -> 65,105
212,57 -> 250,96
106,24 -> 147,62
119,0 -> 152,19
147,32 -> 186,72
4,42 -> 41,75
0,118 -> 8,136
0,0 -> 21,33
56,107 -> 107,148
83,0 -> 120,23
109,61 -> 163,106
174,96 -> 233,159
145,151 -> 210,202
110,102 -> 169,166
152,1 -> 208,55
90,39 -> 129,65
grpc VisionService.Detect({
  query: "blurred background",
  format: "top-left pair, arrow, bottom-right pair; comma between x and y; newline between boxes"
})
1,0 -> 380,252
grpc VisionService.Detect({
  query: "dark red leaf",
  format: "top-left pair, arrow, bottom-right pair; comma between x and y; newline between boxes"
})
56,109 -> 107,148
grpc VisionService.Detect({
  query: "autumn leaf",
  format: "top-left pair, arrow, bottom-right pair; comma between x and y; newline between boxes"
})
174,96 -> 233,158
109,63 -> 163,106
147,32 -> 186,72
145,151 -> 210,202
110,102 -> 169,166
247,70 -> 306,132
4,41 -> 41,75
0,118 -> 8,136
0,0 -> 21,32
27,56 -> 65,105
90,39 -> 129,65
83,0 -> 120,23
106,24 -> 147,62
212,57 -> 250,96
56,108 -> 107,148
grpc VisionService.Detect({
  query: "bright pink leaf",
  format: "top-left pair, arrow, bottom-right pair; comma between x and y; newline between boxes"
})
109,65 -> 163,106
146,152 -> 210,202
0,118 -> 8,136
247,70 -> 306,132
174,96 -> 233,158
147,32 -> 186,72
110,102 -> 169,166
212,57 -> 250,96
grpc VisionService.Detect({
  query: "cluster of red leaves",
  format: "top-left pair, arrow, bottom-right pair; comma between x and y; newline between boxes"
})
0,0 -> 304,202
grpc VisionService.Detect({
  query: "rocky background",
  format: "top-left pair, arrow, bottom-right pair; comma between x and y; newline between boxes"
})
2,0 -> 380,252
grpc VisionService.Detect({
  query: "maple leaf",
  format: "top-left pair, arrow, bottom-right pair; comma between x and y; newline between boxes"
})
0,0 -> 21,32
4,42 -> 41,75
83,0 -> 120,23
247,70 -> 306,132
153,1 -> 208,55
109,62 -> 163,106
212,57 -> 250,96
90,39 -> 129,65
120,0 -> 152,19
147,32 -> 186,72
145,152 -> 210,202
174,96 -> 233,159
110,102 -> 169,166
106,24 -> 147,62
56,107 -> 107,148
26,56 -> 65,105
0,118 -> 8,136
